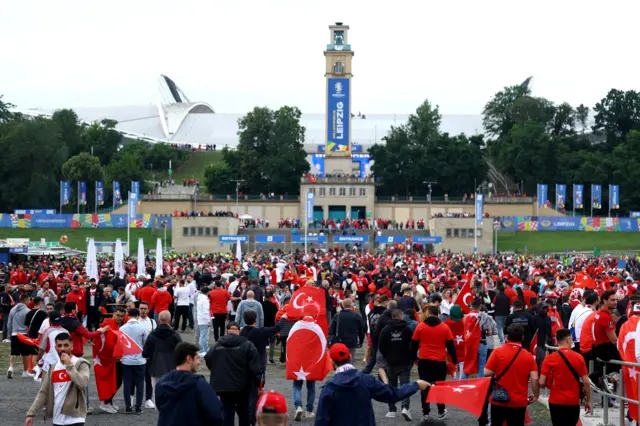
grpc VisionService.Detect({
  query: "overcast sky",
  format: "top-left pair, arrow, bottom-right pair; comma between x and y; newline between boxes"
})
2,1 -> 639,114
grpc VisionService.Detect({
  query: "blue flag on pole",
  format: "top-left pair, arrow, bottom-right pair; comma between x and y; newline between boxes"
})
610,184 -> 620,209
555,184 -> 566,209
132,181 -> 140,205
96,181 -> 104,206
475,193 -> 483,225
79,181 -> 87,205
537,184 -> 548,208
60,181 -> 71,206
306,192 -> 314,222
128,192 -> 137,221
592,184 -> 602,209
113,181 -> 122,206
573,184 -> 584,209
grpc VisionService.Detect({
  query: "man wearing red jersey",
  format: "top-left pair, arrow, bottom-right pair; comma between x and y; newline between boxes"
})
356,271 -> 369,320
591,290 -> 620,388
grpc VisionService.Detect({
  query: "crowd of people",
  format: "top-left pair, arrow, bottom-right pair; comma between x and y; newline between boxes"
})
2,249 -> 639,425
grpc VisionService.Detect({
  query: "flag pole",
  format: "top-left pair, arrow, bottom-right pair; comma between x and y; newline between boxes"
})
60,181 -> 62,214
304,196 -> 308,255
77,181 -> 80,215
95,182 -> 97,214
127,192 -> 131,257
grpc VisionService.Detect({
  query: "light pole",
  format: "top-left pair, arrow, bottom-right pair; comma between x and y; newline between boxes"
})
422,181 -> 437,204
231,180 -> 245,216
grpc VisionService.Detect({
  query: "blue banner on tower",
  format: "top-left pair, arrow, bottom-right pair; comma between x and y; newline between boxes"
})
60,181 -> 71,206
128,192 -> 137,221
556,184 -> 566,209
573,184 -> 584,209
475,193 -> 484,225
537,184 -> 548,208
327,77 -> 350,152
132,181 -> 140,203
592,184 -> 602,209
96,181 -> 104,206
610,184 -> 620,209
306,192 -> 314,222
311,154 -> 325,177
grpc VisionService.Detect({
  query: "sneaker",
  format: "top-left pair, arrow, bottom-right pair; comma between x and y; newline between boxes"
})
110,403 -> 119,411
86,407 -> 94,415
269,358 -> 275,364
22,371 -> 34,378
145,399 -> 156,409
199,351 -> 207,358
125,407 -> 133,414
7,366 -> 13,379
385,411 -> 397,418
294,406 -> 303,421
437,409 -> 448,420
609,398 -> 620,408
2,339 -> 9,343
402,408 -> 412,421
421,414 -> 430,421
134,407 -> 143,415
99,404 -> 117,414
304,411 -> 315,419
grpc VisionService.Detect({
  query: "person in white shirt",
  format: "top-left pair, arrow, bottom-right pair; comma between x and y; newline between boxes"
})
570,291 -> 598,345
25,332 -> 91,425
136,302 -> 157,409
186,275 -> 197,331
173,280 -> 191,332
196,287 -> 211,357
125,277 -> 144,303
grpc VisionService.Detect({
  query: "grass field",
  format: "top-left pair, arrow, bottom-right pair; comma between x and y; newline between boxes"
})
0,228 -> 170,251
167,151 -> 224,189
497,231 -> 640,254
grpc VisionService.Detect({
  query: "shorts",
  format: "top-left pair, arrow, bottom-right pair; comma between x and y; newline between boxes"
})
11,335 -> 34,356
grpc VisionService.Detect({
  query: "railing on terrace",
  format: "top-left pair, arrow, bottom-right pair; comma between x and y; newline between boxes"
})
301,176 -> 375,184
375,196 -> 534,204
144,194 -> 300,202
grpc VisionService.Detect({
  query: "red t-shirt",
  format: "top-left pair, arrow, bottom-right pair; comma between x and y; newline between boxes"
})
593,308 -> 616,346
356,277 -> 368,293
579,312 -> 597,353
540,348 -> 588,405
412,321 -> 453,361
486,343 -> 538,408
209,288 -> 231,315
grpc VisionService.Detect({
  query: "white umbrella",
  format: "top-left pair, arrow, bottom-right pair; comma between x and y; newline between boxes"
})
137,238 -> 145,277
155,238 -> 163,277
114,238 -> 124,276
236,239 -> 242,262
86,238 -> 98,280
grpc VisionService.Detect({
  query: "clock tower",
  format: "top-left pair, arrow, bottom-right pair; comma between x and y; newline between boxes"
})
324,22 -> 354,173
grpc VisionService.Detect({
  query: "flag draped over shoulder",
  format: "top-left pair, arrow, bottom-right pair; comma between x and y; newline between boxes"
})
463,312 -> 481,376
618,315 -> 640,423
286,286 -> 328,336
286,317 -> 332,381
93,318 -> 119,401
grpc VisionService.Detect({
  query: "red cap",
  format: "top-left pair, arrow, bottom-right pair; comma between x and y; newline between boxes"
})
329,343 -> 351,362
257,391 -> 288,414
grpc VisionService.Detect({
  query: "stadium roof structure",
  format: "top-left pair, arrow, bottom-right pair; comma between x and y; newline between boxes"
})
18,75 -> 486,150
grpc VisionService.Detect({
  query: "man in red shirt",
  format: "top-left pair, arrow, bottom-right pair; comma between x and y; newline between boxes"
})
540,328 -> 591,426
484,324 -> 539,426
209,282 -> 232,341
591,289 -> 620,387
356,271 -> 369,320
65,285 -> 86,323
150,284 -> 172,320
411,305 -> 457,421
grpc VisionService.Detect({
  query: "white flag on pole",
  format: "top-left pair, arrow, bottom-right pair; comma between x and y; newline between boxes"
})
155,238 -> 163,277
137,238 -> 145,278
236,239 -> 242,262
87,238 -> 99,280
114,238 -> 124,276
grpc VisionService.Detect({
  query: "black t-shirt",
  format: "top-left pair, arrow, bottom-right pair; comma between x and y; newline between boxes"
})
25,309 -> 48,338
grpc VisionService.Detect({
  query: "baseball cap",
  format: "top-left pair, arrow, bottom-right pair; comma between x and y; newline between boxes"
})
256,391 -> 288,414
329,343 -> 350,362
50,312 -> 62,326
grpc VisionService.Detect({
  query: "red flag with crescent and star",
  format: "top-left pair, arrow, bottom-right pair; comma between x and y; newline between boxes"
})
112,329 -> 142,357
287,286 -> 328,337
455,281 -> 473,314
618,315 -> 640,422
426,378 -> 492,417
529,330 -> 538,355
574,272 -> 596,289
286,317 -> 332,381
51,368 -> 71,384
463,312 -> 481,376
93,318 -> 120,401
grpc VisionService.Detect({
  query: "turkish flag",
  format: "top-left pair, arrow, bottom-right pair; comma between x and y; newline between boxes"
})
529,330 -> 538,355
17,333 -> 39,347
426,378 -> 491,417
51,369 -> 71,383
463,312 -> 481,376
574,272 -> 596,289
93,318 -> 120,401
618,315 -> 640,422
287,286 -> 328,336
286,317 -> 332,381
112,330 -> 142,357
455,281 -> 473,314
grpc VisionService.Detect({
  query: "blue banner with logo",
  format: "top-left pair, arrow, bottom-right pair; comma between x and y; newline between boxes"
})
334,235 -> 369,243
96,181 -> 104,206
311,154 -> 325,177
555,184 -> 566,209
31,215 -> 73,228
499,217 -> 517,231
475,193 -> 484,225
0,214 -> 169,229
610,184 -> 620,209
619,218 -> 637,232
132,181 -> 140,203
327,77 -> 350,152
219,235 -> 249,243
375,235 -> 407,244
537,217 -> 581,231
255,235 -> 285,243
128,192 -> 137,221
537,184 -> 548,208
14,209 -> 56,215
60,181 -> 71,206
78,181 -> 87,205
573,184 -> 584,209
113,181 -> 122,206
413,236 -> 443,244
306,192 -> 314,222
292,235 -> 327,244
592,184 -> 602,209
352,153 -> 371,178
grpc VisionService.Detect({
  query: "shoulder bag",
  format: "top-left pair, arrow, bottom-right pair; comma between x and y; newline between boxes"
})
491,347 -> 523,402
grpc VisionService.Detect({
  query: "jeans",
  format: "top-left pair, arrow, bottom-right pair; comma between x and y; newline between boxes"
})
218,391 -> 250,426
293,380 -> 316,412
349,347 -> 357,361
418,359 -> 447,415
131,362 -> 153,401
123,364 -> 145,409
495,316 -> 507,344
188,303 -> 194,329
268,335 -> 276,361
386,365 -> 411,411
461,343 -> 488,379
198,325 -> 209,353
362,342 -> 377,374
212,314 -> 227,341
174,305 -> 189,331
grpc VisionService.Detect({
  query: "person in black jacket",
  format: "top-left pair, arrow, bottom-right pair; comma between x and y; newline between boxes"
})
378,309 -> 414,419
493,284 -> 511,344
364,300 -> 397,374
142,311 -> 182,386
261,291 -> 279,364
0,285 -> 13,341
532,303 -> 552,367
329,299 -> 365,360
156,342 -> 223,426
504,300 -> 534,351
205,321 -> 262,426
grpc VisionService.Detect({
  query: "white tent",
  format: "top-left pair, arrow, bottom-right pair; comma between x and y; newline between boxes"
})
137,238 -> 145,278
155,238 -> 164,277
114,239 -> 124,276
86,239 -> 98,280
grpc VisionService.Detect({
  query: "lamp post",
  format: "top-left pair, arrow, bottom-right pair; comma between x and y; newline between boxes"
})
231,180 -> 245,215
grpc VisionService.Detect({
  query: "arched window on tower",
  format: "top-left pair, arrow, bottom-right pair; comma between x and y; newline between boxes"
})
334,61 -> 344,74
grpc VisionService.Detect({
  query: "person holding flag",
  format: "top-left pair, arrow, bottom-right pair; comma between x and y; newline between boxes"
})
96,307 -> 126,414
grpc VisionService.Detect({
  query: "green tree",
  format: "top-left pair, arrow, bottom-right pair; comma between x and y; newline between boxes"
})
62,153 -> 105,212
0,95 -> 15,123
204,163 -> 238,194
575,104 -> 590,134
52,109 -> 86,157
105,151 -> 146,202
82,119 -> 123,166
592,89 -> 640,147
482,83 -> 532,139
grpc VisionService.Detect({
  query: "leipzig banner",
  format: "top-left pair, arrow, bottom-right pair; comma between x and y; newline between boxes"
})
0,214 -> 171,229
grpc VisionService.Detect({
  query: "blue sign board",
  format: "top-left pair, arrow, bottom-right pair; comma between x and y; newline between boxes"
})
311,154 -> 325,177
334,235 -> 369,243
9,248 -> 28,253
413,236 -> 443,244
475,193 -> 483,225
610,184 -> 620,209
537,184 -> 548,208
292,235 -> 327,244
14,209 -> 56,215
219,235 -> 249,243
255,235 -> 285,243
632,212 -> 640,218
375,235 -> 407,244
327,77 -> 350,152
